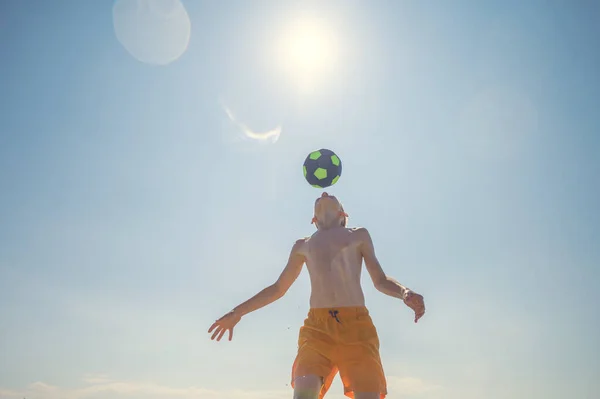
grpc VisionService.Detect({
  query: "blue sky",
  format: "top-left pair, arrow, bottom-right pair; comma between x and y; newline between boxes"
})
1,1 -> 599,398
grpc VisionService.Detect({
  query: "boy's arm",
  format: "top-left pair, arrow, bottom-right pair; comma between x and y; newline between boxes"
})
359,227 -> 425,322
231,239 -> 305,318
359,228 -> 411,300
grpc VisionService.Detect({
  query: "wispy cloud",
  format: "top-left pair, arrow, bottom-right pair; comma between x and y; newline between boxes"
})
0,376 -> 289,399
0,374 -> 442,399
220,101 -> 282,143
80,373 -> 113,385
387,375 -> 444,397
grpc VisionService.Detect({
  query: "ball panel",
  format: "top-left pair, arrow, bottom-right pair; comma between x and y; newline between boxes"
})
314,167 -> 327,180
309,150 -> 322,160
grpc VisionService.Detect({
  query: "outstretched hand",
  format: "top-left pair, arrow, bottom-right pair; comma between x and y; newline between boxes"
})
404,291 -> 425,323
208,310 -> 241,341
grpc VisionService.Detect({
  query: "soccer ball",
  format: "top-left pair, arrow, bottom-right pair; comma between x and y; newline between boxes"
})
303,148 -> 342,188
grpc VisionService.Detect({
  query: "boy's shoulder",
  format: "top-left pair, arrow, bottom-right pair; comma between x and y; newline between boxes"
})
348,226 -> 367,232
348,226 -> 370,238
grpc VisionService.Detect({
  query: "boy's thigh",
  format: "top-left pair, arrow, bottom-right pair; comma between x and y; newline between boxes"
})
335,315 -> 387,397
337,343 -> 387,396
353,393 -> 381,399
292,344 -> 337,394
292,346 -> 334,385
293,374 -> 322,399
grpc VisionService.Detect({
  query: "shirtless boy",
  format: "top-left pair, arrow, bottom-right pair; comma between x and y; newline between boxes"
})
208,192 -> 426,399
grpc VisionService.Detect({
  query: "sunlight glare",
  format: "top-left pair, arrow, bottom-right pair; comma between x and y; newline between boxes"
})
221,102 -> 282,144
113,0 -> 191,65
276,16 -> 340,92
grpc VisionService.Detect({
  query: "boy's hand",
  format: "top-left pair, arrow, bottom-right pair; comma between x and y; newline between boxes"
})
208,310 -> 242,341
404,291 -> 425,323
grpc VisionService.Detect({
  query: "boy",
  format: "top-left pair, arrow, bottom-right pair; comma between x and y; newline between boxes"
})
209,192 -> 426,399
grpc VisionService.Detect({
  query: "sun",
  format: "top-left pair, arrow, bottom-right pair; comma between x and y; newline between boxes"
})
286,24 -> 332,72
275,16 -> 340,91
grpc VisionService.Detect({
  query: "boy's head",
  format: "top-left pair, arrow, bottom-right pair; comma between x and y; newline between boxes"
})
312,192 -> 348,229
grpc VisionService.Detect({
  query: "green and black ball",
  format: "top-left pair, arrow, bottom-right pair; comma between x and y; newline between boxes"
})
303,148 -> 342,188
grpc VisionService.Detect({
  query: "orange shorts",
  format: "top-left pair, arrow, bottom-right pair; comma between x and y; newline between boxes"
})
291,306 -> 387,399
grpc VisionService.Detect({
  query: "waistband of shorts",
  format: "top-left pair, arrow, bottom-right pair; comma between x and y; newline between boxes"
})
307,306 -> 369,319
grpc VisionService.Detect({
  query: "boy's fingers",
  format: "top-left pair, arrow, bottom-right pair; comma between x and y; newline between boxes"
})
414,309 -> 425,323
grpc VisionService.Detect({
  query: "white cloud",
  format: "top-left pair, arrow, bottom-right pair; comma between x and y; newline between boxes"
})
0,374 -> 443,399
0,376 -> 289,399
80,374 -> 113,385
0,387 -> 20,397
387,375 -> 443,397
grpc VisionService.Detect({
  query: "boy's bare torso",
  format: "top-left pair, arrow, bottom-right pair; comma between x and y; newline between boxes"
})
298,226 -> 367,308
